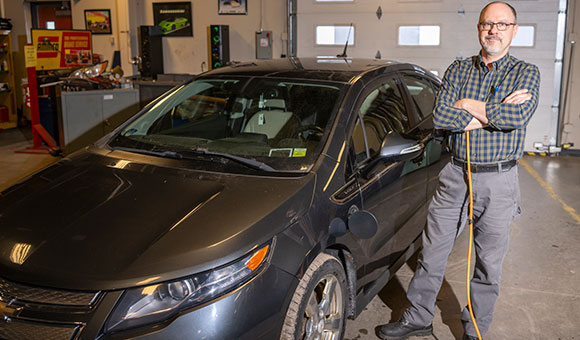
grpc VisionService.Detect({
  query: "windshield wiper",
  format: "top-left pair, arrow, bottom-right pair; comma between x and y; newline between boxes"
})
111,146 -> 184,160
188,148 -> 275,172
111,146 -> 275,172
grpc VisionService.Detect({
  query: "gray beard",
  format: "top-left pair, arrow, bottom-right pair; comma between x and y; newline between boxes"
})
482,38 -> 502,55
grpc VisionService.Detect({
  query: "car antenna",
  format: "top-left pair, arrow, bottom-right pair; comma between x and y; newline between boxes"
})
336,23 -> 353,58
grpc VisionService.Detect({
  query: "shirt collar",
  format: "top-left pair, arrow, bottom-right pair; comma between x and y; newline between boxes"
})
476,52 -> 511,71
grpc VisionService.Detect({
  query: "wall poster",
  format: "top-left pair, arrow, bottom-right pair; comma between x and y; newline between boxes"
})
153,2 -> 193,37
218,0 -> 248,15
84,9 -> 112,35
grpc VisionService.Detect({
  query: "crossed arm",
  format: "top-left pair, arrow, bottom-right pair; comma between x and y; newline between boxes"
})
455,89 -> 532,131
432,61 -> 540,132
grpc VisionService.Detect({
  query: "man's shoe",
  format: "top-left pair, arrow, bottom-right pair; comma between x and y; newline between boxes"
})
463,334 -> 479,340
377,318 -> 433,340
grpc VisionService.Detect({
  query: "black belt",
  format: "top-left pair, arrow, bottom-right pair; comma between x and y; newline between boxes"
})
451,157 -> 517,173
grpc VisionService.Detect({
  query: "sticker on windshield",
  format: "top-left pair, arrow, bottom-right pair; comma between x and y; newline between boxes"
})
292,148 -> 307,157
269,148 -> 293,157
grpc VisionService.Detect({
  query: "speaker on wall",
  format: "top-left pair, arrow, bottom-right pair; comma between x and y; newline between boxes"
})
138,25 -> 164,79
207,25 -> 230,70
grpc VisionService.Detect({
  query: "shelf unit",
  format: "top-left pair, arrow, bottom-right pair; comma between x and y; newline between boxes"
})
0,30 -> 17,130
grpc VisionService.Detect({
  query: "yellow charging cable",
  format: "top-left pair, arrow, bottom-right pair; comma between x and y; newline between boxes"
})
465,131 -> 483,340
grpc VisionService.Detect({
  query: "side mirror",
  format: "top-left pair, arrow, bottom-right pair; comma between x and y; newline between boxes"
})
358,132 -> 424,179
378,131 -> 424,162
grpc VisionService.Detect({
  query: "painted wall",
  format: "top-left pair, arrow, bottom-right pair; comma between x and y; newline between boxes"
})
2,0 -> 287,115
7,0 -> 288,79
297,0 -> 562,152
70,0 -> 133,76
128,0 -> 288,75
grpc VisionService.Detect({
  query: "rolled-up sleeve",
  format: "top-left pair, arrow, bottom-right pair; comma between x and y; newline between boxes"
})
433,61 -> 473,132
486,64 -> 540,130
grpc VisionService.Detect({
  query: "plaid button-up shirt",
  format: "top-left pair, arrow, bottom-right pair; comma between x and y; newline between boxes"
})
433,53 -> 540,163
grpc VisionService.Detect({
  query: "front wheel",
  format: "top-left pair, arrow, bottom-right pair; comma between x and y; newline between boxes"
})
280,252 -> 347,340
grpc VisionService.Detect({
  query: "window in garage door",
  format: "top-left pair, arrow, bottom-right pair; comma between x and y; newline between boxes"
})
316,25 -> 355,45
512,25 -> 535,47
398,25 -> 440,46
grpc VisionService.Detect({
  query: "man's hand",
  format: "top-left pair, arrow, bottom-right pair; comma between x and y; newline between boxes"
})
454,88 -> 533,130
453,98 -> 488,124
465,118 -> 487,131
503,89 -> 532,104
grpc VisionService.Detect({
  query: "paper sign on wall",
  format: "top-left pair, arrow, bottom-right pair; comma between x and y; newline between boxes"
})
25,45 -> 37,68
32,29 -> 93,70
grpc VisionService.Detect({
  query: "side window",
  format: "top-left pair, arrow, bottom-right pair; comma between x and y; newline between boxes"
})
351,118 -> 368,163
346,79 -> 403,178
345,117 -> 365,179
346,116 -> 382,179
364,78 -> 409,134
402,74 -> 437,120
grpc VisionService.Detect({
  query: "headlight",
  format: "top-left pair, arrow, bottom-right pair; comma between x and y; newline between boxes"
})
104,242 -> 272,334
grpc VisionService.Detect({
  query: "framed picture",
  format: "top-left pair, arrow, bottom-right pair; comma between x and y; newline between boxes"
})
218,0 -> 248,15
153,2 -> 193,37
84,9 -> 112,35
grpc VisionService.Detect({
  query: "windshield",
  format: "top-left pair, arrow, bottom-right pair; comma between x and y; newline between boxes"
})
109,76 -> 344,172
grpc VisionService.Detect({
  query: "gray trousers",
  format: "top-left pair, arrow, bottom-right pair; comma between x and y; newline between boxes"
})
403,161 -> 521,337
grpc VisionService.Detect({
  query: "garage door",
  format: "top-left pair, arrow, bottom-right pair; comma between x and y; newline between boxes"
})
297,0 -> 563,152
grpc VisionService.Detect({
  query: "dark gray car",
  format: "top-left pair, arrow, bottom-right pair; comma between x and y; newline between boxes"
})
0,58 -> 446,340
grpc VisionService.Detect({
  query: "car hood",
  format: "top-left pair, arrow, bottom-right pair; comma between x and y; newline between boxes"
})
0,151 -> 315,291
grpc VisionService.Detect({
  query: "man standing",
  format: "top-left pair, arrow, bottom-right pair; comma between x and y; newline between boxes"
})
377,2 -> 540,340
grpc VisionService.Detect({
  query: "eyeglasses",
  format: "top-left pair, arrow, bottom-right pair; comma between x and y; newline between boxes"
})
478,22 -> 516,31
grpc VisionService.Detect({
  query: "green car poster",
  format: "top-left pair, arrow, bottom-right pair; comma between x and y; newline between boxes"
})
153,2 -> 193,37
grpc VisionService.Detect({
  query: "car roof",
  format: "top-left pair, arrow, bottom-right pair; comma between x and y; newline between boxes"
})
200,57 -> 427,83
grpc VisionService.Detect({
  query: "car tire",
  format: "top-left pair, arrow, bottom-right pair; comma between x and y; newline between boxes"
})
280,252 -> 347,340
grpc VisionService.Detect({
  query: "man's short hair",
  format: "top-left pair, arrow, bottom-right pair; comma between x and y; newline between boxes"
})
480,1 -> 518,23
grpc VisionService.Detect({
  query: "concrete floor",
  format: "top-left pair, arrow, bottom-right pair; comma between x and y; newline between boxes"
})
344,155 -> 580,340
0,128 -> 57,190
1,128 -> 579,340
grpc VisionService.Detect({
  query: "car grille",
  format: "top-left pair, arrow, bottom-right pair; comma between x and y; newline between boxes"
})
0,277 -> 99,306
0,277 -> 101,340
0,319 -> 81,340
